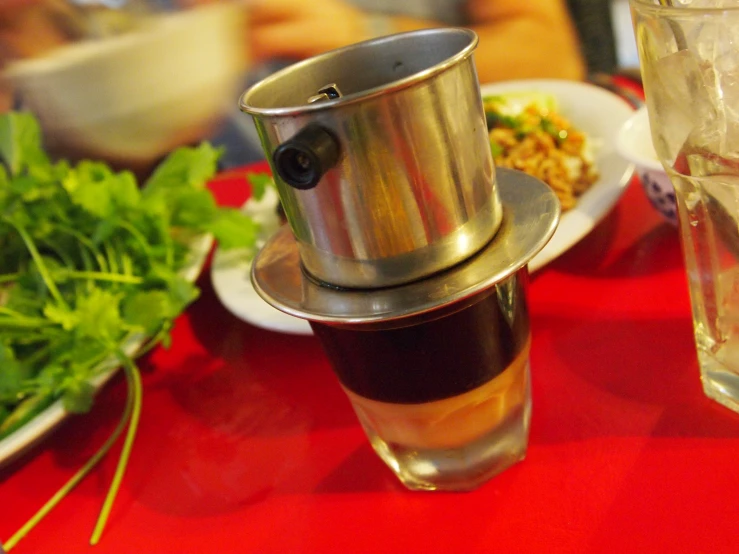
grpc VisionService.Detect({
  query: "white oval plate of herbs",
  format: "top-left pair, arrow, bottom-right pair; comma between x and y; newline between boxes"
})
210,187 -> 312,336
0,233 -> 213,469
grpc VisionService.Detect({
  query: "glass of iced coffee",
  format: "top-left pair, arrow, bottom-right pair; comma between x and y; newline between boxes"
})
311,273 -> 531,490
251,168 -> 559,491
242,28 -> 559,491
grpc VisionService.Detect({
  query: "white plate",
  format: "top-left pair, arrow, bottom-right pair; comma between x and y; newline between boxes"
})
212,79 -> 635,334
0,233 -> 214,468
480,79 -> 635,271
210,188 -> 312,335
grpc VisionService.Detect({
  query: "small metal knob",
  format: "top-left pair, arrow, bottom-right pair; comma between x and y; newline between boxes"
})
307,83 -> 342,104
272,125 -> 341,190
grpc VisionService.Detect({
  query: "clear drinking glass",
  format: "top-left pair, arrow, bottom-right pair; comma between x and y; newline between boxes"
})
631,0 -> 739,413
309,272 -> 532,491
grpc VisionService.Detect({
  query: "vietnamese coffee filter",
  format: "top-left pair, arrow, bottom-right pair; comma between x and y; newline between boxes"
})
240,28 -> 502,289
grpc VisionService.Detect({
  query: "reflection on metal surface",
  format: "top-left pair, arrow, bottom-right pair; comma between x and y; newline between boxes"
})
241,29 -> 500,288
252,168 -> 560,324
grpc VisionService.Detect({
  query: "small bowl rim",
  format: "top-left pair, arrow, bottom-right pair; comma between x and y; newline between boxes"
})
616,105 -> 664,172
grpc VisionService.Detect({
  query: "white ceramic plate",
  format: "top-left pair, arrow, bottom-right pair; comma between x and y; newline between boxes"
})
480,79 -> 635,271
210,188 -> 313,336
0,233 -> 214,468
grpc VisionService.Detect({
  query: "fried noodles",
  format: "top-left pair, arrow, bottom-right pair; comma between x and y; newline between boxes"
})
484,96 -> 599,211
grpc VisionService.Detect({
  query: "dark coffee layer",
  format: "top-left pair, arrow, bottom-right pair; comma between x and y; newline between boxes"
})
310,271 -> 530,404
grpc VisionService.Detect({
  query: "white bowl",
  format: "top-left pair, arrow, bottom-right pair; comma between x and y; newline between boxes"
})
4,3 -> 248,171
616,106 -> 677,225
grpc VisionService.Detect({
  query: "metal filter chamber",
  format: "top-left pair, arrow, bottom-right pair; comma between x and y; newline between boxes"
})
240,28 -> 502,289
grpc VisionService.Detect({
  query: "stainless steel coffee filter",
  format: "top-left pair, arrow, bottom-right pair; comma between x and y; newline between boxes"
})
240,28 -> 502,289
252,168 -> 559,325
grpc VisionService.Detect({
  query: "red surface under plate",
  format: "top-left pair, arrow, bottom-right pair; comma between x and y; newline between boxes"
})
2,161 -> 739,553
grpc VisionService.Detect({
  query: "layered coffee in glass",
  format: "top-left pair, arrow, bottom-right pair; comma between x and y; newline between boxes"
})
311,274 -> 531,490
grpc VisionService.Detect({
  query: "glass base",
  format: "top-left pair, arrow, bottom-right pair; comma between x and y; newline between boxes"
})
345,353 -> 532,492
367,394 -> 530,491
699,348 -> 739,415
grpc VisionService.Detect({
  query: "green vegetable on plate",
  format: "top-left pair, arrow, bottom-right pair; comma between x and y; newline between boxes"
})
0,111 -> 265,550
483,91 -> 567,142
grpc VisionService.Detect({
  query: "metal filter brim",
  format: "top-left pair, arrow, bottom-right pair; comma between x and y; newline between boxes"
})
251,168 -> 560,325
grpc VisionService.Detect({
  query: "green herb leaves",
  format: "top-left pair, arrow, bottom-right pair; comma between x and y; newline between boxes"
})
0,111 -> 49,176
0,112 -> 256,428
0,110 -> 262,549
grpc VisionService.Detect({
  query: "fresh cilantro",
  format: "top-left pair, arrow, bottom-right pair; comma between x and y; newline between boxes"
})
0,110 -> 260,550
246,173 -> 273,201
490,141 -> 504,158
540,117 -> 564,143
207,208 -> 260,251
0,111 -> 49,175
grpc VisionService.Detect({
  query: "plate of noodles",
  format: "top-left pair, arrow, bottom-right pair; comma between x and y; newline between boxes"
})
480,79 -> 635,272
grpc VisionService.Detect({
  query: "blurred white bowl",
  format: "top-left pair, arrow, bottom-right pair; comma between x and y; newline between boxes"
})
617,105 -> 677,225
4,2 -> 248,172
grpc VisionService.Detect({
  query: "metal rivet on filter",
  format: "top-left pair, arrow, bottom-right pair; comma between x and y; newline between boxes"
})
308,83 -> 342,104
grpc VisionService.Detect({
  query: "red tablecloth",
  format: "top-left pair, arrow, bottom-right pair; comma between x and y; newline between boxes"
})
2,162 -> 739,554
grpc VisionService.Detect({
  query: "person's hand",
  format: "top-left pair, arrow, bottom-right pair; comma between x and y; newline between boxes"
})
0,0 -> 72,63
0,0 -> 75,111
245,0 -> 370,62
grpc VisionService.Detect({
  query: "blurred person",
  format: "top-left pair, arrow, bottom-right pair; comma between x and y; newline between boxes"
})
219,0 -> 587,165
0,0 -> 587,166
0,0 -> 74,110
0,0 -> 587,83
0,1 -> 69,59
244,0 -> 586,83
0,0 -> 250,173
0,0 -> 152,110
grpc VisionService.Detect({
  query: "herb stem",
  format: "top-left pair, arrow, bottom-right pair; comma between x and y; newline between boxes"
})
137,321 -> 172,357
2,369 -> 135,552
54,225 -> 108,273
2,218 -> 68,310
120,252 -> 134,278
0,306 -> 37,319
0,316 -> 56,328
18,344 -> 51,368
60,271 -> 143,285
104,243 -> 120,275
0,272 -> 19,283
40,238 -> 75,269
89,353 -> 142,545
116,220 -> 154,261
